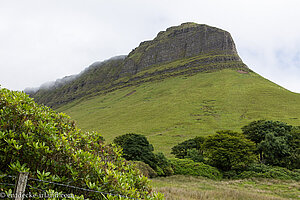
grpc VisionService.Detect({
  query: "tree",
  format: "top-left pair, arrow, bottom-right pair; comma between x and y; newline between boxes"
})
258,133 -> 290,166
171,136 -> 205,159
113,134 -> 173,176
242,120 -> 292,144
283,127 -> 300,169
113,133 -> 156,168
203,130 -> 256,171
242,120 -> 298,168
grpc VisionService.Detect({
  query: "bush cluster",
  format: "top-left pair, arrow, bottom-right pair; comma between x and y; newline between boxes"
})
169,120 -> 299,180
114,119 -> 299,181
169,158 -> 222,180
171,130 -> 257,172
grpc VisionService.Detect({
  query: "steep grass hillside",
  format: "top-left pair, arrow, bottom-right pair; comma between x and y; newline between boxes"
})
56,69 -> 300,155
28,23 -> 300,155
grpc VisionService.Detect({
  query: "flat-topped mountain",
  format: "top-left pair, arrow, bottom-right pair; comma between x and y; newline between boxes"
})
27,23 -> 248,108
26,22 -> 300,155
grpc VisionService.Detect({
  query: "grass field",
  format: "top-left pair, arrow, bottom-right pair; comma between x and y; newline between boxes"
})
57,69 -> 300,155
151,175 -> 300,200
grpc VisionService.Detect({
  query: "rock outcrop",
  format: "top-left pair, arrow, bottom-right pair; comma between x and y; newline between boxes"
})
121,22 -> 242,75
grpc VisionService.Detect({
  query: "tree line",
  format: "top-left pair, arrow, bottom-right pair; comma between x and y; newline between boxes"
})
113,120 -> 299,179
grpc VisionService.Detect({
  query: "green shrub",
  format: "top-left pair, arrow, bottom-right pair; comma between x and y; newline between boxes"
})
130,161 -> 158,178
185,148 -> 204,162
235,164 -> 300,181
171,136 -> 205,159
0,88 -> 163,199
154,152 -> 174,176
170,158 -> 222,180
203,130 -> 256,171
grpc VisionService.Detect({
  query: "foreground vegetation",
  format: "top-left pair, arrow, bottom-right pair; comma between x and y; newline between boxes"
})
152,175 -> 300,200
0,88 -> 163,199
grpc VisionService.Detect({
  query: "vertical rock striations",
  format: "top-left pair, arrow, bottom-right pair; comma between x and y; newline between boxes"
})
121,22 -> 242,75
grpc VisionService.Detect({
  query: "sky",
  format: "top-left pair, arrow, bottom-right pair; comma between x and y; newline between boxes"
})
0,0 -> 300,93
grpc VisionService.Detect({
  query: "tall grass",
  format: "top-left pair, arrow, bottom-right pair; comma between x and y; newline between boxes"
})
152,175 -> 300,200
156,187 -> 285,200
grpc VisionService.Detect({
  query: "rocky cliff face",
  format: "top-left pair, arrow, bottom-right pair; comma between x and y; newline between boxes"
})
28,22 -> 248,108
121,22 -> 242,75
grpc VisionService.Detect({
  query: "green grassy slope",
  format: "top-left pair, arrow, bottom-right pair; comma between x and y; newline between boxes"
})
56,68 -> 300,156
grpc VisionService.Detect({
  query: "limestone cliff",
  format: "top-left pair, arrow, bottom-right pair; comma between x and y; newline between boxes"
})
121,22 -> 242,75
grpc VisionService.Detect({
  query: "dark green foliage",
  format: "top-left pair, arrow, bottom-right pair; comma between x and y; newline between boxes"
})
242,120 -> 292,144
113,133 -> 157,169
154,152 -> 174,176
113,133 -> 173,176
203,130 -> 256,171
235,164 -> 300,181
287,127 -> 300,169
258,133 -> 291,167
242,120 -> 299,168
169,158 -> 222,180
0,88 -> 163,199
171,136 -> 205,159
185,148 -> 204,162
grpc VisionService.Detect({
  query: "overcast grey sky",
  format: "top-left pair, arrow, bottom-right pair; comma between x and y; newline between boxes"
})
1,0 -> 300,93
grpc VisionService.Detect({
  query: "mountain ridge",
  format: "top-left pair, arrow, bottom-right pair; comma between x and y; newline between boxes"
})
27,22 -> 249,108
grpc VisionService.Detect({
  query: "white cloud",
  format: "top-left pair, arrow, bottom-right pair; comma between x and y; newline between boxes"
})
0,0 -> 299,92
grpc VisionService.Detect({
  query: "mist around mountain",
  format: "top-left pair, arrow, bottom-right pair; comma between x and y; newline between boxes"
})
24,55 -> 126,95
